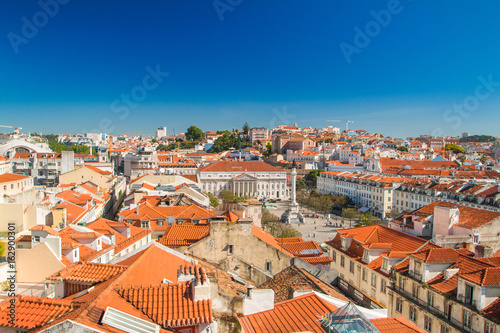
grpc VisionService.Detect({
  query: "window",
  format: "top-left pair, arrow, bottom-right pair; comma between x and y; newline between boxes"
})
362,268 -> 367,281
332,251 -> 336,262
440,325 -> 449,333
396,297 -> 403,313
228,244 -> 234,255
33,236 -> 40,242
340,255 -> 345,268
485,322 -> 496,333
424,315 -> 432,332
371,273 -> 377,287
265,261 -> 272,273
363,249 -> 369,262
427,291 -> 434,307
350,261 -> 354,273
381,279 -> 387,293
382,258 -> 388,271
157,220 -> 164,227
463,310 -> 472,329
141,221 -> 149,229
409,305 -> 416,322
472,234 -> 479,244
412,283 -> 419,298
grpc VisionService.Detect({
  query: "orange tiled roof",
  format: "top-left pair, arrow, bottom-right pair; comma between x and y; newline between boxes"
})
280,240 -> 323,257
0,173 -> 30,183
117,282 -> 213,328
85,164 -> 111,175
30,225 -> 59,236
411,248 -> 459,263
198,160 -> 283,173
0,296 -> 74,330
371,316 -> 425,332
47,262 -> 127,284
301,256 -> 333,265
459,267 -> 500,286
252,226 -> 294,257
238,292 -> 336,333
158,224 -> 209,247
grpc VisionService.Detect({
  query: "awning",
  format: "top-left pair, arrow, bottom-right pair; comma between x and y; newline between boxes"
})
359,207 -> 370,213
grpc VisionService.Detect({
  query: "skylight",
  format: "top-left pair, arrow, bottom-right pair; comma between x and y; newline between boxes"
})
102,306 -> 159,333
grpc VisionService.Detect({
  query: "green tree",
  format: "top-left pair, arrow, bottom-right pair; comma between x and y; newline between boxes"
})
242,122 -> 250,135
342,208 -> 358,223
220,190 -> 248,203
0,241 -> 5,257
263,142 -> 272,157
186,126 -> 204,142
156,144 -> 169,151
265,220 -> 302,238
207,193 -> 219,208
261,208 -> 281,227
306,169 -> 325,186
445,143 -> 465,154
459,135 -> 496,143
296,178 -> 306,191
480,154 -> 488,164
397,146 -> 409,152
152,138 -> 158,143
210,132 -> 252,153
358,212 -> 380,226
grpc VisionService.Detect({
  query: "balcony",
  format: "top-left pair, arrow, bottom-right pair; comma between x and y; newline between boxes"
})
457,294 -> 478,310
408,270 -> 423,282
391,285 -> 480,333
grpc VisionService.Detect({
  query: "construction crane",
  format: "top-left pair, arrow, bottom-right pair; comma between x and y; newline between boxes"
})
326,120 -> 353,132
0,125 -> 22,134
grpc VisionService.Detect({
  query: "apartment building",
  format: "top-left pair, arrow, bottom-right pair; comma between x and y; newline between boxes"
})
324,225 -> 427,308
0,173 -> 33,197
317,171 -> 409,218
248,127 -> 270,142
389,200 -> 500,253
389,245 -> 500,333
0,156 -> 11,174
11,151 -> 93,185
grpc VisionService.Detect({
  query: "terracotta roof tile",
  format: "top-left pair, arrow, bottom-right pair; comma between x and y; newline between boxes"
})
238,292 -> 337,333
30,225 -> 59,236
411,248 -> 459,263
371,316 -> 425,332
158,224 -> 209,247
198,160 -> 284,173
117,282 -> 213,327
459,267 -> 500,286
0,173 -> 30,183
47,262 -> 127,284
0,296 -> 75,329
280,240 -> 323,257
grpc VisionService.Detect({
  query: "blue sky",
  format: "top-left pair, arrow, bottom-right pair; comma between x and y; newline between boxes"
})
1,0 -> 500,138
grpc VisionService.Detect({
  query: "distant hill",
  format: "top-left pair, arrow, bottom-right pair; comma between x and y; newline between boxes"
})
459,135 -> 496,143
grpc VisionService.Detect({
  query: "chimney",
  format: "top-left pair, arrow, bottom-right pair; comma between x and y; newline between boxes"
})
246,284 -> 253,298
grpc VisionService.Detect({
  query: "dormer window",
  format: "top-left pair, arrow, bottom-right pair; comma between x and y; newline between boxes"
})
382,258 -> 389,271
363,249 -> 369,263
33,236 -> 40,243
158,220 -> 164,227
141,220 -> 149,229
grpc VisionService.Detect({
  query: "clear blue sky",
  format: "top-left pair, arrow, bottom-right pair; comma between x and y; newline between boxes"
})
1,0 -> 500,138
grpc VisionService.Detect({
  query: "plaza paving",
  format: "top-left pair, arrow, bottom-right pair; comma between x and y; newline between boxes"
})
265,200 -> 358,245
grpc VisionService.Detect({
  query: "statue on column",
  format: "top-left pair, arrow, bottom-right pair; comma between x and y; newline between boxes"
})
281,168 -> 305,223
